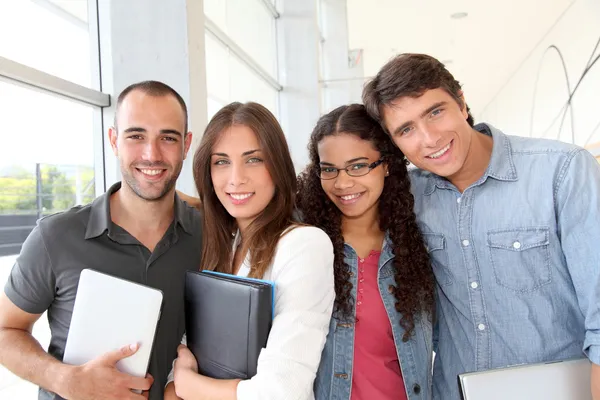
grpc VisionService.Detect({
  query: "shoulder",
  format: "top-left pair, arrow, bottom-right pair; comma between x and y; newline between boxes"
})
269,226 -> 334,275
278,225 -> 333,251
507,134 -> 581,156
408,167 -> 434,196
36,204 -> 91,236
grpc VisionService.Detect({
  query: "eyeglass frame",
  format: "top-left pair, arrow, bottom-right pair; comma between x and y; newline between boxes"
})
317,158 -> 385,180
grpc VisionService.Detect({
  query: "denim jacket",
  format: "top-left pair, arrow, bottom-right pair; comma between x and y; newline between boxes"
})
314,235 -> 433,400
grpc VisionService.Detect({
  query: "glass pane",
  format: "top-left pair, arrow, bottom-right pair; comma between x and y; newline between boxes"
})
230,56 -> 279,117
0,81 -> 96,257
207,96 -> 226,120
204,0 -> 227,31
0,0 -> 93,87
205,32 -> 231,104
204,0 -> 277,78
205,30 -> 279,119
227,0 -> 277,77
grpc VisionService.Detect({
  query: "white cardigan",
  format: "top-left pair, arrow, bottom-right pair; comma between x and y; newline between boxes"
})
169,226 -> 335,400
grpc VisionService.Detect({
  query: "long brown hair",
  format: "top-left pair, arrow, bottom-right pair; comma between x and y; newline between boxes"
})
193,102 -> 297,279
296,104 -> 434,341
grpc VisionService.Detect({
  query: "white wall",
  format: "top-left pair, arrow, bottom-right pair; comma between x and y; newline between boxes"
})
478,0 -> 600,154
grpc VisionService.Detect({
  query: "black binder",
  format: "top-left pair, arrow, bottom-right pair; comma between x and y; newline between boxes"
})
184,270 -> 274,379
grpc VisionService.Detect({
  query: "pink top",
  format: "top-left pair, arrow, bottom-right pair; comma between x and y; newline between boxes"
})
350,250 -> 408,400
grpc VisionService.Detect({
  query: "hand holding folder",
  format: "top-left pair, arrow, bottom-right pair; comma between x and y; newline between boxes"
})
184,270 -> 274,380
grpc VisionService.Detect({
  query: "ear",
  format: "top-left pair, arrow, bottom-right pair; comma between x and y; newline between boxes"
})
108,127 -> 119,156
183,132 -> 193,160
457,90 -> 469,120
384,163 -> 390,177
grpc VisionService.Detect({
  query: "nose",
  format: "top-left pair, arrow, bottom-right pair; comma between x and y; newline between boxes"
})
142,138 -> 162,162
333,170 -> 354,190
421,125 -> 442,148
228,162 -> 248,187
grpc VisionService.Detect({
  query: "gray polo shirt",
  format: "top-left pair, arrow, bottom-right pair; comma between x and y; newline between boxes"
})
4,182 -> 202,400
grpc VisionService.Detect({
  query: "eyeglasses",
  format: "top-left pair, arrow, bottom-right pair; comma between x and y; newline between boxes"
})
318,159 -> 384,180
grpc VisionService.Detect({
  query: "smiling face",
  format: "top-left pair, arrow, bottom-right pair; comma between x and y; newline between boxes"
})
109,89 -> 192,201
381,88 -> 473,180
317,133 -> 387,221
210,124 -> 276,231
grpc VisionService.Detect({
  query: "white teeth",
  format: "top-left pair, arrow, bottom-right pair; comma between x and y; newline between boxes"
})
428,143 -> 451,159
230,193 -> 252,200
341,193 -> 361,201
140,169 -> 163,176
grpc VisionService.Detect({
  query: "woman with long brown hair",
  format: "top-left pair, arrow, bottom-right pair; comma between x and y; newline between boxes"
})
165,102 -> 335,400
297,104 -> 434,400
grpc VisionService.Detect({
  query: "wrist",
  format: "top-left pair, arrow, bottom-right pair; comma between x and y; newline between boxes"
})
179,368 -> 202,400
51,363 -> 80,399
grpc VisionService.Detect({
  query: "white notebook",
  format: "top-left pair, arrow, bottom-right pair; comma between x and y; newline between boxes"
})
63,269 -> 163,377
459,358 -> 592,400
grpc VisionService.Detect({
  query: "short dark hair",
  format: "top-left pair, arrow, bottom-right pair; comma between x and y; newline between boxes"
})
114,80 -> 189,132
362,53 -> 474,129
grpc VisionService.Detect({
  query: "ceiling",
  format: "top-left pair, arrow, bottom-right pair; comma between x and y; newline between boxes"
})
346,0 -> 575,117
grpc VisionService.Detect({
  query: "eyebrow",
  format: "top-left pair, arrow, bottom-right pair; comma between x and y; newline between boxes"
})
392,101 -> 448,136
319,157 -> 369,166
123,127 -> 183,136
211,149 -> 261,157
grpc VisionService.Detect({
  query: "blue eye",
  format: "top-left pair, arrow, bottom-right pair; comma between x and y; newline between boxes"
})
431,108 -> 443,117
400,126 -> 413,135
214,159 -> 229,165
247,157 -> 263,164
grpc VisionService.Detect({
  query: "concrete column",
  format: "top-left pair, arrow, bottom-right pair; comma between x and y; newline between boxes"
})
277,0 -> 321,171
97,0 -> 208,195
320,0 -> 364,113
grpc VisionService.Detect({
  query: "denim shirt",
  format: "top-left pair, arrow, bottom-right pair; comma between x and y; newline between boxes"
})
314,235 -> 434,400
410,123 -> 600,400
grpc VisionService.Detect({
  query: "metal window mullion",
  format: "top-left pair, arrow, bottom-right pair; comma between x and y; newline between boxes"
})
88,0 -> 107,195
0,56 -> 110,107
205,18 -> 282,92
259,0 -> 280,18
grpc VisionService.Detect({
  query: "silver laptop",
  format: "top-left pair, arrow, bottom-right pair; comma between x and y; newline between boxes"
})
63,269 -> 163,378
459,358 -> 592,400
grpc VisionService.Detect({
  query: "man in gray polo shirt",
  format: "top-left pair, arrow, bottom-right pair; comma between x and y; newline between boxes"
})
0,81 -> 202,400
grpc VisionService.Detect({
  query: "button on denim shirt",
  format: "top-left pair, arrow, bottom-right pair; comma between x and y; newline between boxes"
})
410,123 -> 600,400
314,235 -> 434,400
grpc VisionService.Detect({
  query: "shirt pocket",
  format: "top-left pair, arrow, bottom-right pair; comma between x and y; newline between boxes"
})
487,227 -> 552,293
422,232 -> 453,286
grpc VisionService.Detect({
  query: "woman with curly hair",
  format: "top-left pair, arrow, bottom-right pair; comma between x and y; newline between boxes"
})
297,104 -> 435,400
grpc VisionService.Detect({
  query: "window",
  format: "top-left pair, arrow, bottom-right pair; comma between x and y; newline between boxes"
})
205,32 -> 279,119
204,0 -> 277,77
204,0 -> 281,120
0,1 -> 104,395
0,0 -> 94,87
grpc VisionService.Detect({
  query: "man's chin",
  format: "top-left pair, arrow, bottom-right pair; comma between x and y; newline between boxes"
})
127,181 -> 175,202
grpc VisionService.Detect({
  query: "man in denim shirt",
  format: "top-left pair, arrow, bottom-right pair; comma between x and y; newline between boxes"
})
363,53 -> 600,400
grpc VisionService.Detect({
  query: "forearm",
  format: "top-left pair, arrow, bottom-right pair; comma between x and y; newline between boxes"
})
0,328 -> 72,396
592,363 -> 600,399
177,369 -> 239,400
165,382 -> 182,400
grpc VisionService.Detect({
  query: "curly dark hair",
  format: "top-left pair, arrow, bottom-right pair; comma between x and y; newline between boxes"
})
296,104 -> 434,341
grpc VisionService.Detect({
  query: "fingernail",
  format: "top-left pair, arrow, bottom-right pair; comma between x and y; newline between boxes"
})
130,343 -> 138,351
